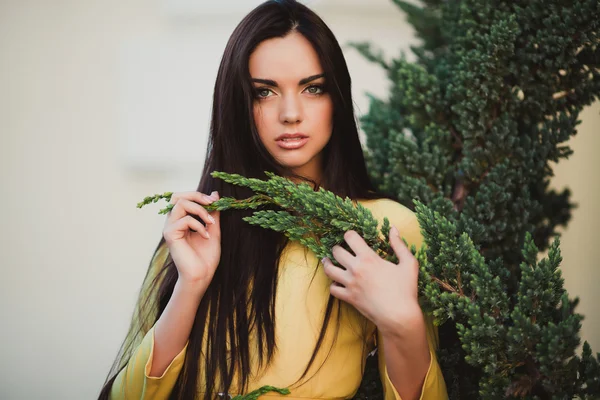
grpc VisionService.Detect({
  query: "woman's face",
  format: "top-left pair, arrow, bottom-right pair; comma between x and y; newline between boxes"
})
249,31 -> 333,184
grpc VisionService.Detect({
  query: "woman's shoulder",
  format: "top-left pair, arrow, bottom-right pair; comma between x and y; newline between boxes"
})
357,197 -> 424,247
357,197 -> 416,219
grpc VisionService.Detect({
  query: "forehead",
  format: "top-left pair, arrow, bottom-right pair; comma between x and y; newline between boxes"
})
249,31 -> 323,82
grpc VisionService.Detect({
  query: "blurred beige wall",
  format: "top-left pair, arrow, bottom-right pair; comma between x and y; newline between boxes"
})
0,1 -> 598,399
551,103 -> 600,355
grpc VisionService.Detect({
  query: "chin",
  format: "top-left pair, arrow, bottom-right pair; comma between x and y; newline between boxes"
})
270,144 -> 324,173
278,155 -> 314,168
278,162 -> 309,171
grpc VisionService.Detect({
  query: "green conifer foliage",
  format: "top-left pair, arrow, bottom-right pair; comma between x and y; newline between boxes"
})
350,0 -> 600,398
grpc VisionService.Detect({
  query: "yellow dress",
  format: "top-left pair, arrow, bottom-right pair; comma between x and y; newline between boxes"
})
109,198 -> 448,400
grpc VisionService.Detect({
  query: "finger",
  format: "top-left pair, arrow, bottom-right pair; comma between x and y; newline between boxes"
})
205,192 -> 221,237
168,198 -> 215,227
343,230 -> 371,256
389,225 -> 413,264
170,191 -> 217,207
168,199 -> 211,227
329,282 -> 350,303
183,215 -> 211,238
166,215 -> 210,240
322,257 -> 350,287
331,244 -> 354,270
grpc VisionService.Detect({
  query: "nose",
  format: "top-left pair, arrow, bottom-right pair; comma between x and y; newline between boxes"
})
279,94 -> 303,125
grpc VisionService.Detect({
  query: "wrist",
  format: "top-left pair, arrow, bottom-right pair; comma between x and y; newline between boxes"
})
377,302 -> 426,340
175,278 -> 208,300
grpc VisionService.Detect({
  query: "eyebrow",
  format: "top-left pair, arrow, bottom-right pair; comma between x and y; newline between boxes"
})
251,73 -> 325,87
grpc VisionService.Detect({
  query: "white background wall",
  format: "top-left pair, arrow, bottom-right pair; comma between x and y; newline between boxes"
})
1,1 -> 598,399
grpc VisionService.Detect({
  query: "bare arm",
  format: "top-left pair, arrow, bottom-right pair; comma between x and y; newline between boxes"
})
149,279 -> 206,377
380,310 -> 431,400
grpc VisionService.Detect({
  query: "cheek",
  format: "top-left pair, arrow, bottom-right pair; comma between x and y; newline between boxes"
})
253,105 -> 262,131
314,99 -> 333,134
253,104 -> 273,139
314,98 -> 333,123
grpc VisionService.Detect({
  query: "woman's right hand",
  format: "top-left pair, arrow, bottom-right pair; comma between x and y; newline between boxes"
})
163,190 -> 221,289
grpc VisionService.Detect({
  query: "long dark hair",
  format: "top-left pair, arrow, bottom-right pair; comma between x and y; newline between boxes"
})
99,1 -> 395,399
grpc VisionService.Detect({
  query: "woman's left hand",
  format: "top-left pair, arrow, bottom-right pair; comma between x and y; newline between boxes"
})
321,225 -> 423,336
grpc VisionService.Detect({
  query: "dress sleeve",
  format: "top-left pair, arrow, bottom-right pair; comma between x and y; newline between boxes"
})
371,199 -> 449,399
108,242 -> 189,400
110,325 -> 189,399
375,314 -> 448,400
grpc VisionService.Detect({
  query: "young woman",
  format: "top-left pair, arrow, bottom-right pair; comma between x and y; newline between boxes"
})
98,1 -> 448,399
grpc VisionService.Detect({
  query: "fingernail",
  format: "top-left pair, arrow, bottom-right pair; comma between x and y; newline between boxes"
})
321,257 -> 328,264
204,231 -> 211,239
208,214 -> 215,224
210,191 -> 218,199
391,225 -> 399,236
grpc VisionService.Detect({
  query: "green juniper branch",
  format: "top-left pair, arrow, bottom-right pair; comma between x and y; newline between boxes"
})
230,386 -> 290,400
137,170 -> 435,272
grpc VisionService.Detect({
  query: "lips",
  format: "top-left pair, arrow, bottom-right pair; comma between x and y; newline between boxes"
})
276,136 -> 309,150
276,133 -> 306,140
